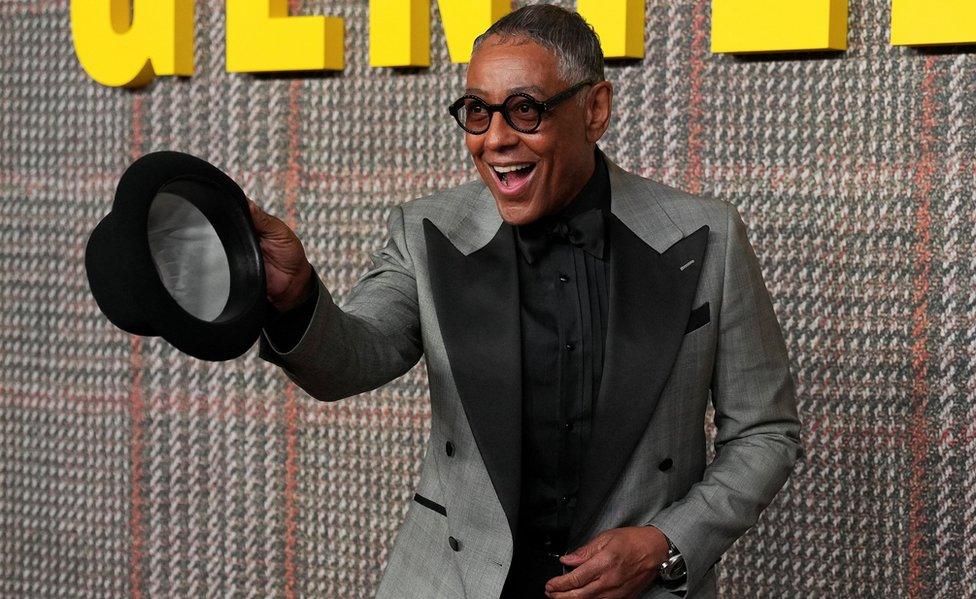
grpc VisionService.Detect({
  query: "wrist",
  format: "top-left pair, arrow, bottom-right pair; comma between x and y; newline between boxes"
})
273,264 -> 315,313
638,525 -> 670,573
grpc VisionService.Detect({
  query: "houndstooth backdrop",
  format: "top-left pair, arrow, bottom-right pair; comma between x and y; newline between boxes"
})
2,0 -> 975,596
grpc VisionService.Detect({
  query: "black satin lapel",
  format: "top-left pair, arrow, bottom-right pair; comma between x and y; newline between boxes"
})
568,218 -> 710,548
423,218 -> 522,540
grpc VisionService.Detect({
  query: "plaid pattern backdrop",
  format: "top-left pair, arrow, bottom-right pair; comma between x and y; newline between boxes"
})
2,0 -> 974,596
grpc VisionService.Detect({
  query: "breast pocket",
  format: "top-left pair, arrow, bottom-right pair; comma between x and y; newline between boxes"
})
684,301 -> 710,334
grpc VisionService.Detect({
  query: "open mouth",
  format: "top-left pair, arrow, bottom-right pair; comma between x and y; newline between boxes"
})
490,163 -> 536,195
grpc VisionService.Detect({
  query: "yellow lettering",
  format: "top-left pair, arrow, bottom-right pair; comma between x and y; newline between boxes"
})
578,0 -> 644,59
439,0 -> 510,63
892,0 -> 976,46
226,0 -> 344,72
70,0 -> 193,87
370,0 -> 430,67
711,0 -> 847,53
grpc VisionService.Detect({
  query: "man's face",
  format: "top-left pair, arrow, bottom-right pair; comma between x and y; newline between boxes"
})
464,36 -> 599,226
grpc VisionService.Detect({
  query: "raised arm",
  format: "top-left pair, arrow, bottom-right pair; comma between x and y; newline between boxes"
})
251,200 -> 423,402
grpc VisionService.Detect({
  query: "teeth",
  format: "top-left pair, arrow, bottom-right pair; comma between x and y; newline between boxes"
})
492,164 -> 532,174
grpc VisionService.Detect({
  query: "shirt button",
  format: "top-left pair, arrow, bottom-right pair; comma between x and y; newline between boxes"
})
563,421 -> 574,431
558,274 -> 570,282
448,536 -> 461,551
659,458 -> 674,471
445,440 -> 455,457
565,342 -> 575,351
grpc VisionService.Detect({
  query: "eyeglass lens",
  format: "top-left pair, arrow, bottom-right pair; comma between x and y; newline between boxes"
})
458,96 -> 542,133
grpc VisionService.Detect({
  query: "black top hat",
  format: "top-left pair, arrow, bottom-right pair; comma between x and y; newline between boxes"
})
85,150 -> 271,361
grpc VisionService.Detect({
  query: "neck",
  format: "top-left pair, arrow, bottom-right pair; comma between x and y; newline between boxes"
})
545,148 -> 597,218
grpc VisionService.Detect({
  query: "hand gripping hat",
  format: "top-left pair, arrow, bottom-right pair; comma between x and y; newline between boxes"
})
85,150 -> 271,361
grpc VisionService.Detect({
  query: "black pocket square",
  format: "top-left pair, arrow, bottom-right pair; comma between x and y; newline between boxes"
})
685,302 -> 710,334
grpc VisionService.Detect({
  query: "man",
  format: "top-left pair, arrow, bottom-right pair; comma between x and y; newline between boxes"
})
249,5 -> 801,598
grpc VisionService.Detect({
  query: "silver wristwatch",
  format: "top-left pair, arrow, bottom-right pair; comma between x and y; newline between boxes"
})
658,537 -> 687,585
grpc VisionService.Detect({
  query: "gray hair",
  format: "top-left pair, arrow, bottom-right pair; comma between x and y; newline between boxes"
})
471,4 -> 606,86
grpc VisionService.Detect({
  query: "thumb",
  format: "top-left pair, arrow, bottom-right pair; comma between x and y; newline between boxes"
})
247,197 -> 264,223
247,198 -> 288,239
247,198 -> 268,226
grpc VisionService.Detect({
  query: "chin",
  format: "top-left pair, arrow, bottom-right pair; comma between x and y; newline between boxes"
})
494,200 -> 541,226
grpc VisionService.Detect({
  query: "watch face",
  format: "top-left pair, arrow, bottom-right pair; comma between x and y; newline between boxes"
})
660,555 -> 687,582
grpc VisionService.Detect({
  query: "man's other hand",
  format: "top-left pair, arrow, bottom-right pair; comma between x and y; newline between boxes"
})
544,526 -> 670,599
247,198 -> 314,313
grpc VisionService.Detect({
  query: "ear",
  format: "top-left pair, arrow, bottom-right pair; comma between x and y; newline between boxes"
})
584,80 -> 613,144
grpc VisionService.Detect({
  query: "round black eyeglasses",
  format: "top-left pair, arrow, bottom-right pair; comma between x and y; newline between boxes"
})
448,81 -> 595,135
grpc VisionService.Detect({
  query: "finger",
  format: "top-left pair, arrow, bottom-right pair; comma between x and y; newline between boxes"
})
560,535 -> 605,565
545,558 -> 604,593
547,574 -> 614,599
248,200 -> 289,239
248,198 -> 269,226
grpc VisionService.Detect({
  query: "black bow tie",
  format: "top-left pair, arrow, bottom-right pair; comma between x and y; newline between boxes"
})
516,207 -> 606,264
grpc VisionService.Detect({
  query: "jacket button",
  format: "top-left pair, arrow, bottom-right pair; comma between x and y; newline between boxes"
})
658,458 -> 674,471
445,441 -> 455,457
448,536 -> 461,551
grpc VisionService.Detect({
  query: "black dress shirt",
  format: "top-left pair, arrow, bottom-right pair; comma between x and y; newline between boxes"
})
264,151 -> 613,557
512,151 -> 611,554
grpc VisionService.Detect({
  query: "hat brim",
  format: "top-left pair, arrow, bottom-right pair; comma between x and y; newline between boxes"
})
86,151 -> 271,361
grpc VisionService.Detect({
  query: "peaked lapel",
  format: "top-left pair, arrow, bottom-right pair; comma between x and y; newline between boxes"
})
424,205 -> 523,541
566,224 -> 709,549
423,151 -> 709,550
565,158 -> 710,548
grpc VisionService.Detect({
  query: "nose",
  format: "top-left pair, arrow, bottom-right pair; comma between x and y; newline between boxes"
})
483,110 -> 520,152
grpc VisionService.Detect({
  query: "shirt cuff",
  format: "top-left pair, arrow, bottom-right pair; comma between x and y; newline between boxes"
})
263,279 -> 319,353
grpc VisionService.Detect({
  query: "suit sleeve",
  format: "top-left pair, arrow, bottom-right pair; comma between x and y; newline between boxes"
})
646,201 -> 802,594
263,277 -> 320,352
256,204 -> 423,401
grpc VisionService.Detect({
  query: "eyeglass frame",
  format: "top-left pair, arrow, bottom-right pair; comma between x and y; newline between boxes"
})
448,80 -> 596,135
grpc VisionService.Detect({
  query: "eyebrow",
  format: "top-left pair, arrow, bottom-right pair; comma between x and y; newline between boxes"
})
464,85 -> 546,97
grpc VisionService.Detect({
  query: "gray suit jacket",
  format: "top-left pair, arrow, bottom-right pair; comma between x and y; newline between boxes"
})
257,151 -> 802,598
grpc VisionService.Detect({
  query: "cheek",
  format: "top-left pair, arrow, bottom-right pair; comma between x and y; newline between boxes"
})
522,134 -> 556,164
465,134 -> 482,157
